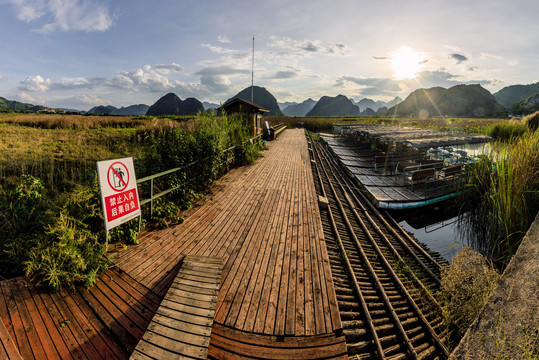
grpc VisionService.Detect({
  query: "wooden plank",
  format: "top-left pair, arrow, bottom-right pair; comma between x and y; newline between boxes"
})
47,289 -> 103,359
150,313 -> 211,337
0,280 -> 34,359
14,284 -> 59,359
36,287 -> 87,359
0,315 -> 22,360
132,255 -> 222,360
68,286 -> 129,359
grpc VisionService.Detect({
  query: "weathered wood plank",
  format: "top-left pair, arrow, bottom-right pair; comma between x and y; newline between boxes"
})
0,314 -> 22,360
132,255 -> 222,360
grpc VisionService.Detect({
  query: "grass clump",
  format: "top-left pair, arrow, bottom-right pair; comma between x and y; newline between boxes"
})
524,111 -> 539,131
441,247 -> 501,345
487,119 -> 528,140
460,130 -> 539,266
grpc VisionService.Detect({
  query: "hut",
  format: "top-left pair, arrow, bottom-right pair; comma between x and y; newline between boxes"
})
218,98 -> 269,137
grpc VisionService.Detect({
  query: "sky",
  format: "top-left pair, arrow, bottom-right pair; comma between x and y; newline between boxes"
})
0,0 -> 538,111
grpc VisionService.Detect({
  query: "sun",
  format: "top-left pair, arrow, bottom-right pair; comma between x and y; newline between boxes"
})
391,46 -> 423,80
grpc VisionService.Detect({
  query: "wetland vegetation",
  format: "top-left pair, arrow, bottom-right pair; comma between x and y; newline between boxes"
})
0,112 -> 263,288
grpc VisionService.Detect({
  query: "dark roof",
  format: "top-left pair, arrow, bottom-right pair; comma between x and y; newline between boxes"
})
218,97 -> 270,113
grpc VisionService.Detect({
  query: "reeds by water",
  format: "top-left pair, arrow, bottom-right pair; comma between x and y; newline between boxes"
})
460,129 -> 539,266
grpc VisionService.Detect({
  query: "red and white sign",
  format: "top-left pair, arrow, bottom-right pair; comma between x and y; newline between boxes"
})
97,157 -> 141,231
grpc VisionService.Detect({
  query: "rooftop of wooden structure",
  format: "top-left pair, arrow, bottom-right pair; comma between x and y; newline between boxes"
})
218,97 -> 270,113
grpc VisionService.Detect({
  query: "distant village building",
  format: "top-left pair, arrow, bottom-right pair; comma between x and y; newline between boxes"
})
218,98 -> 269,137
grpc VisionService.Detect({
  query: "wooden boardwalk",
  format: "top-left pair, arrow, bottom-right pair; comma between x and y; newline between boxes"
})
113,129 -> 342,338
0,128 -> 346,359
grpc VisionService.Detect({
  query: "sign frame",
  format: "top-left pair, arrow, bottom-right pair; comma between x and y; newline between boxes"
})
97,157 -> 141,245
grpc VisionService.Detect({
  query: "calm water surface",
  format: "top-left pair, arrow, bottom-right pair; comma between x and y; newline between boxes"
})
390,202 -> 467,262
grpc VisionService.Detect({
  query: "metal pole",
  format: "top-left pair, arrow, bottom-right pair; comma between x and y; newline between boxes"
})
251,35 -> 254,103
150,178 -> 154,217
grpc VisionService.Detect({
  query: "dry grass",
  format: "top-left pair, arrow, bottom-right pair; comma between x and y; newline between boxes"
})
0,113 -> 197,191
441,247 -> 501,343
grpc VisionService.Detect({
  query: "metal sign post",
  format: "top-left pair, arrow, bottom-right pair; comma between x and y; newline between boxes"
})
97,157 -> 141,248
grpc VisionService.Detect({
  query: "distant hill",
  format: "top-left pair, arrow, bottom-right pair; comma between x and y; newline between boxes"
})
88,104 -> 149,116
226,86 -> 282,116
512,93 -> 539,114
202,101 -> 220,111
388,84 -> 505,117
283,98 -> 316,116
306,95 -> 359,117
146,93 -> 204,116
385,96 -> 403,108
353,96 -> 402,111
360,107 -> 376,116
0,96 -> 46,112
494,82 -> 539,109
279,101 -> 298,109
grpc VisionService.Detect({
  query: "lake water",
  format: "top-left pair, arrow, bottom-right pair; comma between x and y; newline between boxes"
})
390,201 -> 467,262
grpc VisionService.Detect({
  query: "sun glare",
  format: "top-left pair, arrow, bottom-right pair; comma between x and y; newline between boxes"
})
391,46 -> 423,80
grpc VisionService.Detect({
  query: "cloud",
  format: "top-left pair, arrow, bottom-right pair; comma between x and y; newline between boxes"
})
335,76 -> 402,92
7,0 -> 46,21
151,63 -> 185,73
19,75 -> 51,91
217,35 -> 230,44
272,71 -> 297,79
269,36 -> 351,56
450,53 -> 469,64
200,43 -> 248,59
7,0 -> 114,33
17,63 -> 193,95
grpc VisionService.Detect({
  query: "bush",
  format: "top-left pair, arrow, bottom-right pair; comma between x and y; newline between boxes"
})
24,213 -> 109,290
441,247 -> 501,343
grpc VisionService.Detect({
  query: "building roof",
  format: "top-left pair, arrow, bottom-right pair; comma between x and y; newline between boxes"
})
218,97 -> 270,113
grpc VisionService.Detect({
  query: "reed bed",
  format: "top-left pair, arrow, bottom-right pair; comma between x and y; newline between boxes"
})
460,129 -> 539,266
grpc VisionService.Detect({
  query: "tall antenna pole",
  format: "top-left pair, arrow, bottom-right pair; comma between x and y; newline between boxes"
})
251,35 -> 254,103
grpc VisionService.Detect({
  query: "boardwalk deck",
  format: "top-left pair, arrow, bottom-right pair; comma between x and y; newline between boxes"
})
0,128 -> 345,359
112,129 -> 342,341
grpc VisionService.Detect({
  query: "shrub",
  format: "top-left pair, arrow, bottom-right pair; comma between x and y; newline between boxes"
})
441,247 -> 501,343
24,212 -> 109,290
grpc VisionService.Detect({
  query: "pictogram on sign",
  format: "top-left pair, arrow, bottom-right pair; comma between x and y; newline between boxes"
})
107,161 -> 130,192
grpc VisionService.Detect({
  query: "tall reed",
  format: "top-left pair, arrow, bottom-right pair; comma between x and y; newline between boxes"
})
460,129 -> 539,266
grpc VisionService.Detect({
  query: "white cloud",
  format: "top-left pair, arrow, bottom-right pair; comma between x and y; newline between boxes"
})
7,0 -> 46,22
19,75 -> 51,91
17,91 -> 41,103
8,0 -> 114,33
217,35 -> 230,44
269,36 -> 351,56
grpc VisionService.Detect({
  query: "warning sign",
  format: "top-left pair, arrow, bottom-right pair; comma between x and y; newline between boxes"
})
97,157 -> 141,231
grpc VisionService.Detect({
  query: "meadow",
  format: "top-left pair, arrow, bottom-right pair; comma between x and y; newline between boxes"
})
0,112 -> 262,288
